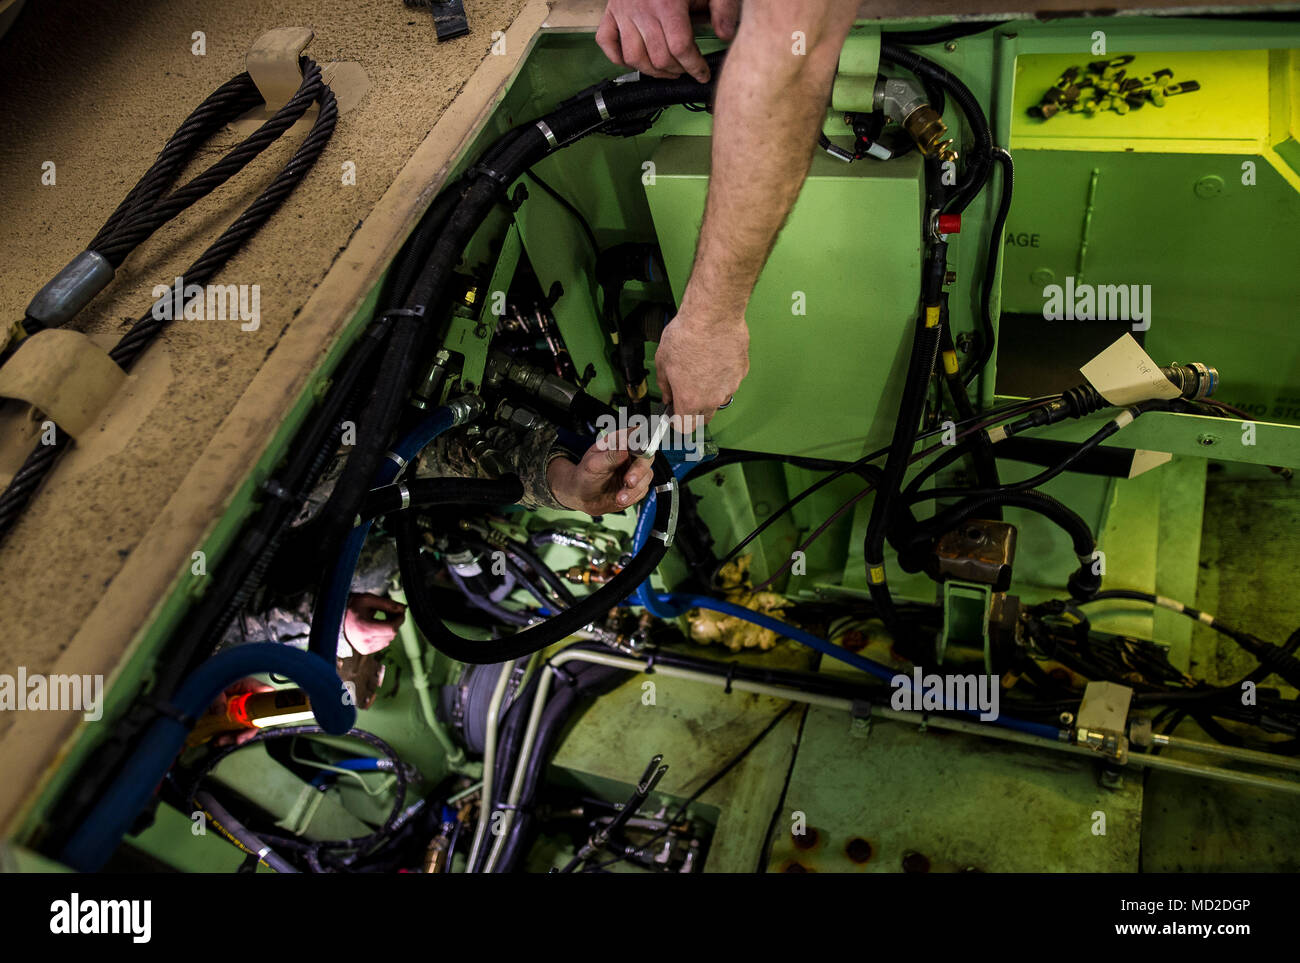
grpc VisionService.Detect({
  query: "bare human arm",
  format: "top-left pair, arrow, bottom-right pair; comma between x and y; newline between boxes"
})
656,0 -> 860,425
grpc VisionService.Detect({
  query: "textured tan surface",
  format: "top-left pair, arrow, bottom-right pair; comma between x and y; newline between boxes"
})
0,0 -> 551,832
0,0 -> 527,668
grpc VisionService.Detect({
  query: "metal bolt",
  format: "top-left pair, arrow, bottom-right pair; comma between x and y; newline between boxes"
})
945,41 -> 958,51
901,850 -> 931,873
1194,174 -> 1224,199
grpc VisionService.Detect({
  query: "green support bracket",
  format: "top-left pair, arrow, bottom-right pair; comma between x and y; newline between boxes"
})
832,28 -> 882,113
940,580 -> 993,673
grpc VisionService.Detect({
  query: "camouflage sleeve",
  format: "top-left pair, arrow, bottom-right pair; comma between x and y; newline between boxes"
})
414,423 -> 577,512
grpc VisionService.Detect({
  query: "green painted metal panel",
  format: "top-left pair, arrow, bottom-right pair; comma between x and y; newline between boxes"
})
645,137 -> 924,460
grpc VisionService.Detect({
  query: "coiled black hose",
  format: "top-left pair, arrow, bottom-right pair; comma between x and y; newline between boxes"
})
396,455 -> 677,665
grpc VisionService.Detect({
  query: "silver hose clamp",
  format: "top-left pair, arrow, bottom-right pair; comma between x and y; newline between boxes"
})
536,120 -> 558,148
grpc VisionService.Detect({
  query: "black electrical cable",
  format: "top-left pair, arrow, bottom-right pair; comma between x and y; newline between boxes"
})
397,455 -> 677,665
706,396 -> 1055,577
584,702 -> 796,873
909,399 -> 1181,506
1076,591 -> 1300,690
185,725 -> 408,869
307,67 -> 719,612
192,789 -> 299,874
879,43 -> 992,215
358,475 -> 523,522
0,61 -> 338,542
862,231 -> 947,645
937,308 -> 1001,506
965,146 -> 1013,386
524,170 -> 599,255
501,535 -> 580,608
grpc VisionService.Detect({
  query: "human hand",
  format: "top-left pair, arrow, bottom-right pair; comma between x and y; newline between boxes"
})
654,304 -> 749,428
595,0 -> 740,83
547,428 -> 654,516
341,593 -> 406,656
203,678 -> 275,747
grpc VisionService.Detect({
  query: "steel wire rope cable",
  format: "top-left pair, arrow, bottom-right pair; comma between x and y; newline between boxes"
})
0,59 -> 339,540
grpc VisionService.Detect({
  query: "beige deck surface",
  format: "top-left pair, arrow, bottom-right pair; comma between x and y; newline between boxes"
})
0,0 -> 527,679
0,0 -> 551,832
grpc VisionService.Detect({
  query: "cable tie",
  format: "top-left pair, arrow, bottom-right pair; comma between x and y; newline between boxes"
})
466,162 -> 512,190
535,120 -> 559,149
547,661 -> 578,687
138,694 -> 196,729
381,306 -> 425,320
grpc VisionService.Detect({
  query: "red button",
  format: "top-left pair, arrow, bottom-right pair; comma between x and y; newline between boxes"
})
937,214 -> 961,235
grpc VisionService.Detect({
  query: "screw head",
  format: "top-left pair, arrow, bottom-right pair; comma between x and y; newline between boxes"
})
1194,175 -> 1224,199
1197,433 -> 1219,447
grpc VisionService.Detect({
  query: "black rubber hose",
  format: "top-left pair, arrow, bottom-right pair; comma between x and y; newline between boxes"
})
193,789 -> 299,873
186,725 -> 408,865
396,456 -> 676,665
965,147 -> 1013,386
492,660 -> 631,872
503,535 -> 579,608
358,476 -> 523,522
912,488 -> 1100,599
880,42 -> 991,214
863,241 -> 946,641
310,70 -> 716,580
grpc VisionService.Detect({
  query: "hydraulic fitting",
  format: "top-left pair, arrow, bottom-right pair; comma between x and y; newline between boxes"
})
873,75 -> 956,162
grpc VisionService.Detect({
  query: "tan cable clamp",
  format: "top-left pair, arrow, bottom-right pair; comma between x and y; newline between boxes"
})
0,329 -> 127,438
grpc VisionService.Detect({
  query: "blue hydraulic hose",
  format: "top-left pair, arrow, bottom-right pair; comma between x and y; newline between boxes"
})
61,643 -> 355,871
310,405 -> 460,660
629,498 -> 1061,741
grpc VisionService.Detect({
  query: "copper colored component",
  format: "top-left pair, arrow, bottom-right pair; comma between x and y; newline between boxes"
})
904,106 -> 956,162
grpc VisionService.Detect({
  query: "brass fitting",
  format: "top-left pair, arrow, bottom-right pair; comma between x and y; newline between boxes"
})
903,105 -> 957,162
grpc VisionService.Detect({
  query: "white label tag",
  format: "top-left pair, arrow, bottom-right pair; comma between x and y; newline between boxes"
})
1079,334 -> 1181,407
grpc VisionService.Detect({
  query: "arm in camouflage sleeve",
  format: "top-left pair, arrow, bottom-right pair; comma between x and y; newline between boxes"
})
415,422 -> 575,511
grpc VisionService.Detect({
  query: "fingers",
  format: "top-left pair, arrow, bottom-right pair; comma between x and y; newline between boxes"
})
595,3 -> 706,80
596,9 -> 625,67
614,459 -> 652,508
711,0 -> 741,41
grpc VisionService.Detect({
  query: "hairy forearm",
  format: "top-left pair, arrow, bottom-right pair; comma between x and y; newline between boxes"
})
682,1 -> 857,325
